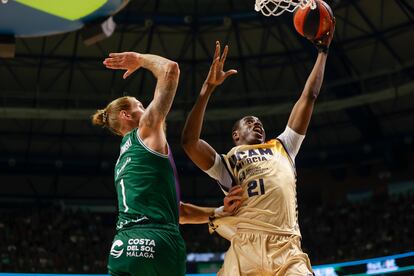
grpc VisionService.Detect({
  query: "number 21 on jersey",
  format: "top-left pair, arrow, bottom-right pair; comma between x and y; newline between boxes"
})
247,178 -> 265,197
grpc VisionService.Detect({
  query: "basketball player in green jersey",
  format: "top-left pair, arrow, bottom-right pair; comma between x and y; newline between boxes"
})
182,36 -> 334,275
92,52 -> 243,276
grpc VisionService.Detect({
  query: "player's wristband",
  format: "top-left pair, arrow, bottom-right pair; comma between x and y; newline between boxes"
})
312,38 -> 329,54
317,45 -> 329,54
314,42 -> 329,54
214,206 -> 230,218
209,206 -> 230,222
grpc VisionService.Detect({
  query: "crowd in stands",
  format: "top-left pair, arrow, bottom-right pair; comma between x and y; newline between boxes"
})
0,206 -> 113,273
0,192 -> 413,273
300,192 -> 414,264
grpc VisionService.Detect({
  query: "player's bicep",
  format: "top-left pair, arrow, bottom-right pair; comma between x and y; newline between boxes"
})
287,95 -> 315,135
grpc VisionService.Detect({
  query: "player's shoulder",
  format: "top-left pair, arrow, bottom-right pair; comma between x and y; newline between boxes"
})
264,138 -> 290,155
264,139 -> 283,147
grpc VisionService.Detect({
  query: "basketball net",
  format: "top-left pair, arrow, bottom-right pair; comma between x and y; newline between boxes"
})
255,0 -> 316,16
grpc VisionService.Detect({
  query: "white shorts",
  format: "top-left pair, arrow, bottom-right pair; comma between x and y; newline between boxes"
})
218,231 -> 313,276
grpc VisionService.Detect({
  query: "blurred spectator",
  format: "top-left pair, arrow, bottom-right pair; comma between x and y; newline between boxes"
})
300,192 -> 414,264
0,206 -> 114,273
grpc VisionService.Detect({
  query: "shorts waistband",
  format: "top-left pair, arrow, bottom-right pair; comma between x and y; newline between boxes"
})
117,223 -> 180,233
236,227 -> 301,238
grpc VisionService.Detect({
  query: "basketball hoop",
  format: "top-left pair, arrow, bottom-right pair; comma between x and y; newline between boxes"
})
255,0 -> 316,17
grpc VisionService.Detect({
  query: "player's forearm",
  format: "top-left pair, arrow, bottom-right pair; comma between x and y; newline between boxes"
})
179,202 -> 215,224
302,52 -> 327,100
141,56 -> 180,124
181,83 -> 215,146
140,54 -> 179,80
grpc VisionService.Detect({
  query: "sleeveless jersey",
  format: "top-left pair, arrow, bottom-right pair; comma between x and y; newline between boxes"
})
216,139 -> 301,237
114,129 -> 179,231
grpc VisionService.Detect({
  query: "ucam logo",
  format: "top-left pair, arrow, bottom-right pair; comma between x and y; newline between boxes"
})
110,240 -> 124,258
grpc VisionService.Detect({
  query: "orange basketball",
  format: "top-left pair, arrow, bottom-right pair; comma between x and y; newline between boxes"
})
293,0 -> 334,40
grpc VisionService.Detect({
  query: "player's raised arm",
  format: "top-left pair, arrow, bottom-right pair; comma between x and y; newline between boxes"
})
286,20 -> 335,135
103,52 -> 179,153
181,41 -> 237,170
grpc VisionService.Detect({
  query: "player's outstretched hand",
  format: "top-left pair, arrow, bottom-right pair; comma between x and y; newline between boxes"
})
204,41 -> 238,87
313,16 -> 336,53
223,185 -> 243,214
103,52 -> 142,79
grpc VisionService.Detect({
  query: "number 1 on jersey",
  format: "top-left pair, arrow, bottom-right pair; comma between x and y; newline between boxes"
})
120,179 -> 129,212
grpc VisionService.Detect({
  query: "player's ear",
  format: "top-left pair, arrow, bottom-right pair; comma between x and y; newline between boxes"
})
232,130 -> 240,143
119,110 -> 130,119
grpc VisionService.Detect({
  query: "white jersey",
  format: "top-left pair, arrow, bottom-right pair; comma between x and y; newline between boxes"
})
206,127 -> 305,238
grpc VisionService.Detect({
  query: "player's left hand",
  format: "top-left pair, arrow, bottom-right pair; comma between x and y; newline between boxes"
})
223,185 -> 243,214
103,52 -> 142,79
204,41 -> 238,87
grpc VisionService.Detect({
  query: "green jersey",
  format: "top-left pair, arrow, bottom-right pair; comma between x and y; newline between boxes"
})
114,129 -> 180,231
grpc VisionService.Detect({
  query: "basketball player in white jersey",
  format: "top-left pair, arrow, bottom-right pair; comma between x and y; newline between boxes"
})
181,33 -> 334,276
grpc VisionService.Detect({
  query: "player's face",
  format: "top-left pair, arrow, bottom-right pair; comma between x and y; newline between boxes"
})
233,116 -> 266,146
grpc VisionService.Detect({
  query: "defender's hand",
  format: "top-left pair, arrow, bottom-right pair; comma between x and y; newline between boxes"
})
204,41 -> 238,87
103,52 -> 142,79
223,185 -> 243,214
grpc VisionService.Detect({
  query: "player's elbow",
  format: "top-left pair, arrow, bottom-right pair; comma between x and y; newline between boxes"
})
181,141 -> 192,156
181,136 -> 196,154
308,89 -> 319,100
307,77 -> 323,100
165,61 -> 180,80
303,86 -> 320,101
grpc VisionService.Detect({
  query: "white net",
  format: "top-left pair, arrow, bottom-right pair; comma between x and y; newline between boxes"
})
255,0 -> 316,17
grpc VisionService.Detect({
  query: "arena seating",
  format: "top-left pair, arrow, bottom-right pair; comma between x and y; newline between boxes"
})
0,193 -> 413,273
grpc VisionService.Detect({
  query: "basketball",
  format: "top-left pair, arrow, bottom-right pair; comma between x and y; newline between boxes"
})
293,0 -> 334,41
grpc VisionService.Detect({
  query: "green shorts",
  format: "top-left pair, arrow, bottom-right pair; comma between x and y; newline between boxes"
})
108,226 -> 186,276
